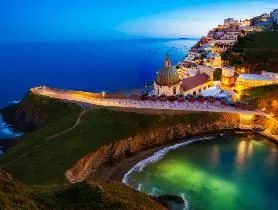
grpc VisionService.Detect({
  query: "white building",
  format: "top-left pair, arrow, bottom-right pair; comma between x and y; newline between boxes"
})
210,30 -> 240,52
188,49 -> 200,60
240,25 -> 259,32
271,9 -> 278,24
224,18 -> 238,26
179,62 -> 214,80
240,19 -> 251,27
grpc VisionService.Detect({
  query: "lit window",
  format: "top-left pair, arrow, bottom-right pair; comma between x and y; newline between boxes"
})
173,87 -> 177,95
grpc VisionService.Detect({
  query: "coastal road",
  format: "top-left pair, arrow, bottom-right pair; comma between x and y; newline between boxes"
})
31,87 -> 269,117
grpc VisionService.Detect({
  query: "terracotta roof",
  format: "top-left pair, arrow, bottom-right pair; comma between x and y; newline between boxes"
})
181,74 -> 210,91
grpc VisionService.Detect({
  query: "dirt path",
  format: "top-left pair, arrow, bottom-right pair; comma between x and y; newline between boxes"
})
1,105 -> 90,168
46,107 -> 87,140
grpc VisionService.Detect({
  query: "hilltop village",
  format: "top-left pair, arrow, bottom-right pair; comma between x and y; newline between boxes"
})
153,9 -> 278,101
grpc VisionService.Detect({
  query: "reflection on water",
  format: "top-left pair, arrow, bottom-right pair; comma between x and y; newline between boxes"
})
125,134 -> 278,210
247,140 -> 253,157
209,144 -> 219,168
265,147 -> 278,172
235,140 -> 255,171
235,140 -> 247,170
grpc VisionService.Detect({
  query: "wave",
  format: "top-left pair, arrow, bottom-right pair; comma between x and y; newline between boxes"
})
8,100 -> 21,104
180,193 -> 189,210
137,183 -> 143,191
0,115 -> 22,139
122,136 -> 215,184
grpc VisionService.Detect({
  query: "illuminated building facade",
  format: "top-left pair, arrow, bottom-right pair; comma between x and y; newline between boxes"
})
235,73 -> 277,90
221,65 -> 235,89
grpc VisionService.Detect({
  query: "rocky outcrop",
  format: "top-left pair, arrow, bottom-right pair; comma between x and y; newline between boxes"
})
0,169 -> 14,185
65,113 -> 241,183
1,97 -> 46,133
13,103 -> 45,132
153,195 -> 185,209
0,92 -> 80,133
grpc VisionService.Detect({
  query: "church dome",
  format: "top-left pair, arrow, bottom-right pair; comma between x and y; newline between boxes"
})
156,57 -> 180,86
156,66 -> 180,86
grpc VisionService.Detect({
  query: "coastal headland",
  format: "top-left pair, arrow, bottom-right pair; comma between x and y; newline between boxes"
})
1,9 -> 278,209
27,86 -> 276,183
0,89 -> 277,209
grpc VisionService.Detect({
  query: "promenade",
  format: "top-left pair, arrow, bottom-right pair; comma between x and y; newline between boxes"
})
31,87 -> 269,117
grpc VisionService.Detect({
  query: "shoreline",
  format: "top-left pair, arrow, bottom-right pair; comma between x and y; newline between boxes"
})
0,114 -> 22,140
102,129 -> 268,183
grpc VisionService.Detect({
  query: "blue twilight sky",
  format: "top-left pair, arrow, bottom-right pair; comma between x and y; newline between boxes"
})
1,0 -> 278,42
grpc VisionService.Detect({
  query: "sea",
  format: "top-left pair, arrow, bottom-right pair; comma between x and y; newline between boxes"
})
124,133 -> 278,210
0,38 -> 197,150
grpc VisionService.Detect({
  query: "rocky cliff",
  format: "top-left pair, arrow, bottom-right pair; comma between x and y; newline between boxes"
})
0,92 -> 80,133
65,113 -> 241,183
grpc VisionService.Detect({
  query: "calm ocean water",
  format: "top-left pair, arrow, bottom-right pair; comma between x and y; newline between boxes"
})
0,39 -> 197,107
0,38 -> 197,140
125,133 -> 278,210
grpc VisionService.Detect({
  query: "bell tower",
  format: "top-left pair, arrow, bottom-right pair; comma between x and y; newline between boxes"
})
165,55 -> 171,68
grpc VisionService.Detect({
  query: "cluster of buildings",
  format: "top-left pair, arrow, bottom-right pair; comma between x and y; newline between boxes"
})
153,9 -> 278,99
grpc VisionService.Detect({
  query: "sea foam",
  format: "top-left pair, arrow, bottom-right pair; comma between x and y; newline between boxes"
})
8,100 -> 21,104
0,115 -> 22,139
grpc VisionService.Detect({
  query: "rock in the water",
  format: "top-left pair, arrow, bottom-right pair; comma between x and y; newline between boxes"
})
152,194 -> 185,208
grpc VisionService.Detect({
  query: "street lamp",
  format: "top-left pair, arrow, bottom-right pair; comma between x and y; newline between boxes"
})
102,91 -> 106,99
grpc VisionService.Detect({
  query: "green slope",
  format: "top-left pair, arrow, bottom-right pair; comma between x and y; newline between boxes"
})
224,31 -> 278,73
0,93 -> 222,185
0,169 -> 165,210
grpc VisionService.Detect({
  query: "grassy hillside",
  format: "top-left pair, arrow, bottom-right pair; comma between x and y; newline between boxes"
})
32,180 -> 165,209
224,31 -> 278,73
0,169 -> 38,210
0,170 -> 165,210
241,84 -> 278,117
0,93 -> 222,185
